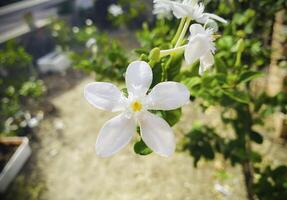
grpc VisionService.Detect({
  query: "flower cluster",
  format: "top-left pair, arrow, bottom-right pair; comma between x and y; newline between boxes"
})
153,0 -> 227,24
155,0 -> 227,75
84,0 -> 227,157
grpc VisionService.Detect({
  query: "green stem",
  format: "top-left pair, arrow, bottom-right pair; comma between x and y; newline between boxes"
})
175,18 -> 191,48
235,51 -> 242,67
160,45 -> 186,58
171,18 -> 186,45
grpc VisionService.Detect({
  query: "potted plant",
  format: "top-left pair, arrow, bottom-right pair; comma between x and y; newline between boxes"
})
0,136 -> 31,193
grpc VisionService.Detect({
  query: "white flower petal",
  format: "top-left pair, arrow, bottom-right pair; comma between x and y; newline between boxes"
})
203,13 -> 227,24
125,61 -> 153,97
185,35 -> 209,64
199,51 -> 214,75
204,19 -> 219,32
189,23 -> 206,37
171,3 -> 189,18
147,81 -> 190,110
95,114 -> 136,157
153,0 -> 172,15
84,82 -> 126,112
138,111 -> 175,157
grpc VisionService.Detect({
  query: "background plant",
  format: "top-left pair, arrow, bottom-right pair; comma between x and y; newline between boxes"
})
50,19 -> 129,81
0,42 -> 46,136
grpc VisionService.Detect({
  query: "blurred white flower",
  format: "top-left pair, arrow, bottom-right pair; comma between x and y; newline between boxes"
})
86,38 -> 96,48
85,19 -> 93,26
86,38 -> 98,54
72,26 -> 79,33
153,0 -> 227,24
108,4 -> 123,17
214,182 -> 231,196
27,118 -> 39,128
153,0 -> 173,18
184,24 -> 215,75
52,32 -> 58,37
53,119 -> 65,131
84,61 -> 190,157
27,111 -> 44,128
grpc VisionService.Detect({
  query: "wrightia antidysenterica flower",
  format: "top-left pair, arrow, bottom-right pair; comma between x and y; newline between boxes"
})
84,61 -> 190,157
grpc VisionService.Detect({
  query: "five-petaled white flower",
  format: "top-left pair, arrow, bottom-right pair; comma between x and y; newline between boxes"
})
84,61 -> 190,157
153,0 -> 227,24
184,24 -> 215,75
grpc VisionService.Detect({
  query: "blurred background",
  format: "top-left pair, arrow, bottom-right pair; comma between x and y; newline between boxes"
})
0,0 -> 286,199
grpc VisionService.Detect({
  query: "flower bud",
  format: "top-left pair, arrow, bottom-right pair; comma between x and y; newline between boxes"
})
236,39 -> 245,53
148,47 -> 161,63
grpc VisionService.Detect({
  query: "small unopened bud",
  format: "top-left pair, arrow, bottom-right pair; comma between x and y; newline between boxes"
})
236,39 -> 245,53
148,47 -> 160,63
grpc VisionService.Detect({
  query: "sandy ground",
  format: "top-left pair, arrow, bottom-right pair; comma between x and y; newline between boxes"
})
3,72 -> 286,200
3,74 -> 249,200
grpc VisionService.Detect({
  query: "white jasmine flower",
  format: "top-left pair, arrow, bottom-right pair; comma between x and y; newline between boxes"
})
84,61 -> 190,157
184,24 -> 215,75
153,0 -> 227,24
108,4 -> 123,17
153,0 -> 173,18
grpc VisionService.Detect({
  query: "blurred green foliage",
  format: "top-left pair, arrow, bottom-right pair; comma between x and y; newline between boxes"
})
179,1 -> 286,199
253,165 -> 287,200
182,123 -> 225,167
0,42 -> 46,136
107,0 -> 147,28
50,19 -> 129,81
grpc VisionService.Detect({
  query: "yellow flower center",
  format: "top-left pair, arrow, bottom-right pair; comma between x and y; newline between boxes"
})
131,101 -> 142,112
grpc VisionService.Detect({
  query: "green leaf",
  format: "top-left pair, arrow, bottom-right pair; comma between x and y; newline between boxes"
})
134,139 -> 153,155
120,88 -> 128,97
222,89 -> 250,104
188,61 -> 200,76
134,48 -> 149,55
151,62 -> 163,87
250,131 -> 263,144
182,77 -> 201,90
166,54 -> 183,80
237,71 -> 263,84
250,151 -> 262,163
160,108 -> 182,127
202,144 -> 215,159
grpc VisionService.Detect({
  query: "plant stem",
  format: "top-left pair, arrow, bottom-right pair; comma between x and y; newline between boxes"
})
242,106 -> 255,200
159,45 -> 186,58
242,161 -> 255,200
175,18 -> 191,48
235,51 -> 242,67
171,18 -> 186,45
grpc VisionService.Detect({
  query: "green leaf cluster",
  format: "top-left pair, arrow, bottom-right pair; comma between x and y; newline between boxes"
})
0,42 -> 46,136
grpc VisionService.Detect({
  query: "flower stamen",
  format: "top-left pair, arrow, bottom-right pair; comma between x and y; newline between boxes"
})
131,101 -> 142,112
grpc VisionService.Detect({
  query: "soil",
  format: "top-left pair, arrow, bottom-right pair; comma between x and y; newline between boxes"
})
0,141 -> 19,171
1,71 -> 286,200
